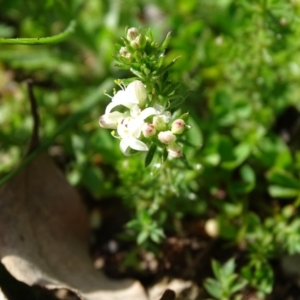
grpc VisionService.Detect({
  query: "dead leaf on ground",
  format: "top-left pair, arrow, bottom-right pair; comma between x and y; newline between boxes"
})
0,153 -> 147,300
0,288 -> 8,300
148,277 -> 201,300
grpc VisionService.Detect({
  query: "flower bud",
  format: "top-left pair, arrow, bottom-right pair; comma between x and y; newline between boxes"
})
158,131 -> 176,144
142,123 -> 156,138
167,142 -> 182,158
171,119 -> 186,134
153,116 -> 167,131
126,80 -> 147,107
119,47 -> 128,57
130,39 -> 139,49
126,27 -> 139,41
125,53 -> 133,60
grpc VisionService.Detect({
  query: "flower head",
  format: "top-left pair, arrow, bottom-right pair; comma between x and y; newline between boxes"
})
117,117 -> 149,156
114,107 -> 159,155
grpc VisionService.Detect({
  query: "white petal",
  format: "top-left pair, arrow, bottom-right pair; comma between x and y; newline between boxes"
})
105,100 -> 121,114
129,137 -> 149,151
99,112 -> 126,129
128,118 -> 144,137
120,138 -> 130,155
105,90 -> 137,114
126,81 -> 147,107
130,104 -> 141,118
139,107 -> 158,120
117,124 -> 128,138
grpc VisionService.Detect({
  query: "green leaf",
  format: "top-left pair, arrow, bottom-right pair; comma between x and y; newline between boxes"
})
160,31 -> 172,51
137,231 -> 149,245
212,259 -> 222,279
234,143 -> 251,165
223,259 -> 236,275
268,185 -> 299,198
204,278 -> 222,299
231,279 -> 247,294
267,169 -> 300,189
145,143 -> 157,167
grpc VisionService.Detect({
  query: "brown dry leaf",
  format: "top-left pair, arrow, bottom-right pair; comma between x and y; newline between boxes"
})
0,153 -> 147,300
0,288 -> 8,300
148,277 -> 201,300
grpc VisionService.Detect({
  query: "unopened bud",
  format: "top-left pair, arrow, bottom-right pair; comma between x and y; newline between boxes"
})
125,53 -> 133,60
158,131 -> 176,144
142,123 -> 156,138
127,27 -> 139,41
167,142 -> 182,158
119,47 -> 128,57
171,119 -> 186,134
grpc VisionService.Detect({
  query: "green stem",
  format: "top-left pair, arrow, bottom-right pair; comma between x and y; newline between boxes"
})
0,78 -> 113,187
0,20 -> 76,45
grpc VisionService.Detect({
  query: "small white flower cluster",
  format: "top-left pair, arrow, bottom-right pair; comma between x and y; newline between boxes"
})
99,80 -> 187,158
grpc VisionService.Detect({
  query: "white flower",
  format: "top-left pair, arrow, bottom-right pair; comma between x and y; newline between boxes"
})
99,111 -> 126,129
116,107 -> 158,155
105,80 -> 147,114
117,117 -> 148,156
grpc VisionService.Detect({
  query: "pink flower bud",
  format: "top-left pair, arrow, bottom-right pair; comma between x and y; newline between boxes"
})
171,119 -> 186,134
167,142 -> 182,158
158,131 -> 176,144
142,123 -> 156,138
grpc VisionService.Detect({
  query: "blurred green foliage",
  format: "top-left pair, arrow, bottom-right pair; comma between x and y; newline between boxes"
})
2,0 -> 300,298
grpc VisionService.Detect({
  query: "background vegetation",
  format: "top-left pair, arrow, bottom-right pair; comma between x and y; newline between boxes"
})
1,0 -> 300,299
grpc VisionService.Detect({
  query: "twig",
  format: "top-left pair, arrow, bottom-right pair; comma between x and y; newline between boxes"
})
26,79 -> 40,155
0,20 -> 76,45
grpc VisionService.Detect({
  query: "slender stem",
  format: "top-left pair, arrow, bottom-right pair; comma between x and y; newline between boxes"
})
26,79 -> 40,154
0,20 -> 76,45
